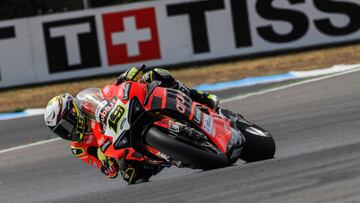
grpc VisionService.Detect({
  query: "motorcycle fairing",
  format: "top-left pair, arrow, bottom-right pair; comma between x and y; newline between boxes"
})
97,81 -> 237,158
144,86 -> 233,153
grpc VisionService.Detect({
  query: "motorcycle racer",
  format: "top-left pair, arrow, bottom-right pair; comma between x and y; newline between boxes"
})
44,67 -> 220,184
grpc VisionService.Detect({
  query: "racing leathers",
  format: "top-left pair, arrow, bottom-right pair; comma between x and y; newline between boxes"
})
70,67 -> 220,184
70,130 -> 119,179
70,120 -> 164,184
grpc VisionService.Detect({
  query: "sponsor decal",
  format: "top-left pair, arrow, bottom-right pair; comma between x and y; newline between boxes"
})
122,83 -> 131,100
97,100 -> 130,142
95,100 -> 108,123
165,89 -> 192,118
71,147 -> 84,156
202,114 -> 213,135
167,0 -> 360,54
193,108 -> 202,125
95,97 -> 118,131
102,7 -> 161,65
175,93 -> 186,114
100,139 -> 112,152
43,16 -> 101,73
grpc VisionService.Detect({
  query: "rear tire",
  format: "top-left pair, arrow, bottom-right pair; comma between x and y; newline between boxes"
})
239,125 -> 276,162
144,127 -> 230,169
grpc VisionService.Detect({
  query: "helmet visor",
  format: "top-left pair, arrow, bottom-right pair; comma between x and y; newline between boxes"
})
52,110 -> 78,141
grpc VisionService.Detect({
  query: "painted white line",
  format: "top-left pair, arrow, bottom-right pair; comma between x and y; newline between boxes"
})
0,138 -> 61,154
221,66 -> 360,104
0,108 -> 45,121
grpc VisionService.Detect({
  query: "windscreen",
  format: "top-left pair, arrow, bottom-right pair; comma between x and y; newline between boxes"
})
76,88 -> 105,120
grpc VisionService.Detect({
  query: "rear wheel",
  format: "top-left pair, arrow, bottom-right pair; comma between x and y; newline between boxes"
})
239,125 -> 276,162
144,126 -> 230,169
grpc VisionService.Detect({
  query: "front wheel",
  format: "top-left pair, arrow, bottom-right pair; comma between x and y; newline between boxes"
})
144,126 -> 231,169
239,124 -> 276,162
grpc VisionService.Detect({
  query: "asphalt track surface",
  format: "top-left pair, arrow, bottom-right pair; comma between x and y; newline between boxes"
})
1,69 -> 360,203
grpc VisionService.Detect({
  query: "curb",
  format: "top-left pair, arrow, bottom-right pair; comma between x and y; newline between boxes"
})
0,108 -> 44,121
195,64 -> 360,91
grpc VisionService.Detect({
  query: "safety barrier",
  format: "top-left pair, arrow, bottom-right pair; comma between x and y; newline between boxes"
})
0,0 -> 359,88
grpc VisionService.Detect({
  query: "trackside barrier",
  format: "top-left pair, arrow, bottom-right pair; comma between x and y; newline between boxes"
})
0,0 -> 359,88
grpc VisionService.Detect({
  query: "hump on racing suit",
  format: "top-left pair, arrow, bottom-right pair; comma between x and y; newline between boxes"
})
118,67 -> 220,109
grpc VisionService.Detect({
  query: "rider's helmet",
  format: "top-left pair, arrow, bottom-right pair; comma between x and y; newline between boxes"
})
124,67 -> 144,81
116,67 -> 144,85
141,68 -> 175,86
44,93 -> 86,142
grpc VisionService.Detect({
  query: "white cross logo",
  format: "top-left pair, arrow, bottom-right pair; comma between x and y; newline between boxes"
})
111,17 -> 152,57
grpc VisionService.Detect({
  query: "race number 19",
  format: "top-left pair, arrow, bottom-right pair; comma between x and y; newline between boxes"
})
108,104 -> 126,134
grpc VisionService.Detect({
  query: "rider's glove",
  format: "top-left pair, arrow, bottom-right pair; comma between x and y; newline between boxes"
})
98,148 -> 119,178
191,89 -> 220,109
206,93 -> 220,109
119,160 -> 161,184
100,157 -> 119,178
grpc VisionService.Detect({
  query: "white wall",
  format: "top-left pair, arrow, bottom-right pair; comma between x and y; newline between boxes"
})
0,0 -> 359,88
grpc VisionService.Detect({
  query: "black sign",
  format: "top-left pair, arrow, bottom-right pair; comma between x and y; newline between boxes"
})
167,0 -> 360,54
0,26 -> 15,40
167,0 -> 225,54
0,26 -> 16,81
43,16 -> 101,73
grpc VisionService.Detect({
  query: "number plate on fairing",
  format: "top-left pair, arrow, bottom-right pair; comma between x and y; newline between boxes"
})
95,98 -> 131,143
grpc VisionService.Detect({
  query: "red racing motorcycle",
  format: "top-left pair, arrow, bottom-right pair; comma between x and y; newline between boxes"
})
82,71 -> 276,170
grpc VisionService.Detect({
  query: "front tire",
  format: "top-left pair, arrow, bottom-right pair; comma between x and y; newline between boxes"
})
239,125 -> 276,162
